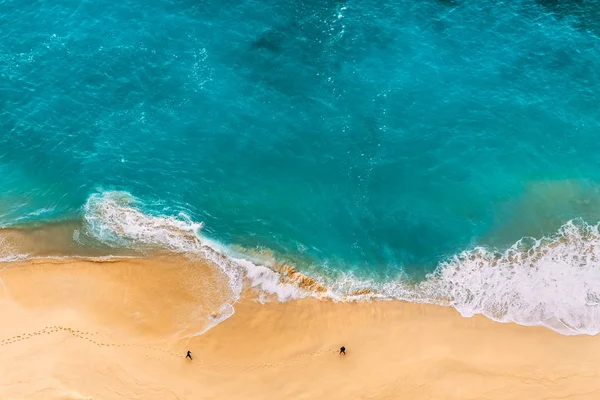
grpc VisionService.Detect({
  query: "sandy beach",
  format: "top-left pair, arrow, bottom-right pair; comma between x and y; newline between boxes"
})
1,257 -> 600,400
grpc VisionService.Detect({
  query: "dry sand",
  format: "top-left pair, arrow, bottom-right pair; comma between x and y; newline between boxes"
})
1,257 -> 600,400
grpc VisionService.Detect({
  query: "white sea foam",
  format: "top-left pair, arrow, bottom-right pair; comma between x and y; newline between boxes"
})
6,190 -> 600,336
0,253 -> 29,263
82,192 -> 325,307
83,191 -> 245,301
0,237 -> 29,263
81,191 -> 600,335
83,191 -> 204,252
416,220 -> 600,335
236,256 -> 313,302
323,220 -> 600,335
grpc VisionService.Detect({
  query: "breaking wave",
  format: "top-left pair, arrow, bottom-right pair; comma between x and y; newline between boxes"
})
48,191 -> 600,335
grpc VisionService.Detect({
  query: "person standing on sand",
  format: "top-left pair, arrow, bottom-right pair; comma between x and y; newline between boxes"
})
186,350 -> 193,360
340,346 -> 346,355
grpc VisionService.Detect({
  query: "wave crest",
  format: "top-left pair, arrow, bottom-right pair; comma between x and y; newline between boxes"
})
420,220 -> 600,335
80,191 -> 600,335
83,191 -> 204,252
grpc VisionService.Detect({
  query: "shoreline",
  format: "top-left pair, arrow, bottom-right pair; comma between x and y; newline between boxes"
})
4,212 -> 600,337
1,256 -> 600,399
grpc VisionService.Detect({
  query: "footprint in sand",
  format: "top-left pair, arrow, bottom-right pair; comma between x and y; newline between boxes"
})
1,326 -> 176,360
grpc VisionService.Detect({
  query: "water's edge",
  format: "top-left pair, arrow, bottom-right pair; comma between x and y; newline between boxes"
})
3,190 -> 600,336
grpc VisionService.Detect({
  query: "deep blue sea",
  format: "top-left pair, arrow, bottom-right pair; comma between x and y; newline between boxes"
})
1,0 -> 600,334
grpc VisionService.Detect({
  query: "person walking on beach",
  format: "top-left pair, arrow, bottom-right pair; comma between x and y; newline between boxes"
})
186,350 -> 193,360
339,346 -> 346,355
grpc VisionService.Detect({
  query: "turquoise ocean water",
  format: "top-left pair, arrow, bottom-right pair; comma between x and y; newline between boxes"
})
1,0 -> 600,334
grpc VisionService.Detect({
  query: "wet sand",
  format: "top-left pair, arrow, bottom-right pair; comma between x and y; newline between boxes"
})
1,257 -> 600,399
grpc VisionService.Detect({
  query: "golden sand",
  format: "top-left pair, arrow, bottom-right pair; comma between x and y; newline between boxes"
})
1,257 -> 600,399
